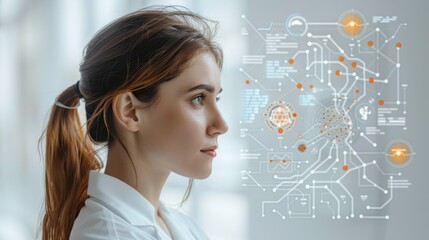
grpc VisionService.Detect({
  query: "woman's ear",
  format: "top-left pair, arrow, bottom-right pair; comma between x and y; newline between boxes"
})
112,92 -> 141,132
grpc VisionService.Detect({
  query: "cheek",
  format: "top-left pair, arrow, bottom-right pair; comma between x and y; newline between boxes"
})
146,104 -> 206,157
169,109 -> 205,151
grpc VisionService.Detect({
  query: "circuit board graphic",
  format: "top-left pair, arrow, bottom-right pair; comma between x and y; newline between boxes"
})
240,10 -> 415,220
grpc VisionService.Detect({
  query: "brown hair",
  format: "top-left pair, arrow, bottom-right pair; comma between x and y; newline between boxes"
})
38,6 -> 222,240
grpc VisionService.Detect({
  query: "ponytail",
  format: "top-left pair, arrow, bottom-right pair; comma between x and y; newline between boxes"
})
39,85 -> 102,240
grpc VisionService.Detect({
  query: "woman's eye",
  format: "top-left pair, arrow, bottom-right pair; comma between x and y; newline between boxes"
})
191,94 -> 221,107
192,95 -> 205,106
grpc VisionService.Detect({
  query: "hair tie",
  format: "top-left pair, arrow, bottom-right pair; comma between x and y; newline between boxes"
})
74,80 -> 84,99
54,81 -> 83,110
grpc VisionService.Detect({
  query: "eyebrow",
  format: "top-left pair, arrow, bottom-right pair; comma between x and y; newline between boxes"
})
187,84 -> 223,94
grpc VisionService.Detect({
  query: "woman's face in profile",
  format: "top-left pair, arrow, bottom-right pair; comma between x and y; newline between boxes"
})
135,52 -> 229,179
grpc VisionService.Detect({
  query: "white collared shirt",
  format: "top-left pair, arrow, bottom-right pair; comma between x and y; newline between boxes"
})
70,171 -> 209,240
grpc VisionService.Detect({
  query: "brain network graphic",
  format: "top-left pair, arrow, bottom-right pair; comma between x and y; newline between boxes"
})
240,10 -> 415,220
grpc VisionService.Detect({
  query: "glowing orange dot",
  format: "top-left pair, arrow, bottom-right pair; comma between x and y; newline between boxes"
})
296,83 -> 303,89
387,142 -> 411,165
355,89 -> 360,94
292,112 -> 298,118
288,59 -> 294,64
340,13 -> 364,37
369,77 -> 374,84
245,79 -> 250,84
309,84 -> 314,89
396,43 -> 402,48
278,128 -> 284,134
282,160 -> 287,163
351,62 -> 357,68
378,99 -> 384,106
342,165 -> 348,171
269,159 -> 273,163
338,56 -> 345,62
335,70 -> 341,76
368,41 -> 373,47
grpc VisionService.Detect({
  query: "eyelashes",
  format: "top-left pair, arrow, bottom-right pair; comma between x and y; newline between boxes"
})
191,93 -> 221,106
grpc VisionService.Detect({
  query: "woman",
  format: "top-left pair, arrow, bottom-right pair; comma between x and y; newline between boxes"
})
39,6 -> 228,240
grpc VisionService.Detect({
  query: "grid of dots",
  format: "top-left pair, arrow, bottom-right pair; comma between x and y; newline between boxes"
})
264,101 -> 296,131
318,105 -> 353,142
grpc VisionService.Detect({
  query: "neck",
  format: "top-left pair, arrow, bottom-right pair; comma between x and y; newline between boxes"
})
104,140 -> 171,212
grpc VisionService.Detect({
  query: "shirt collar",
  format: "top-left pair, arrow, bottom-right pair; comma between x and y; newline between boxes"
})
87,170 -> 160,226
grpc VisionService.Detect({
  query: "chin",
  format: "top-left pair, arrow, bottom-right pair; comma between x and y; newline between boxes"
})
175,166 -> 212,179
192,168 -> 212,179
197,172 -> 212,180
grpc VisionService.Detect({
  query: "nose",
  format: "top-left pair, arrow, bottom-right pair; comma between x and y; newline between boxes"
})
207,107 -> 229,136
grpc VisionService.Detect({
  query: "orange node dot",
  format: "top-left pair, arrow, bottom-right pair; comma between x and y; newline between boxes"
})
338,56 -> 345,62
288,58 -> 294,64
309,84 -> 314,89
355,89 -> 360,94
335,70 -> 341,76
245,79 -> 250,84
368,41 -> 373,47
297,143 -> 307,152
369,77 -> 374,84
396,43 -> 402,48
282,160 -> 287,163
351,62 -> 357,68
342,165 -> 348,171
378,99 -> 384,106
296,83 -> 303,89
292,112 -> 298,118
269,159 -> 273,163
277,128 -> 284,134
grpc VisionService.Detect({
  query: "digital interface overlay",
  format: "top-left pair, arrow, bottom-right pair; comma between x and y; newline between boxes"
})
240,10 -> 415,220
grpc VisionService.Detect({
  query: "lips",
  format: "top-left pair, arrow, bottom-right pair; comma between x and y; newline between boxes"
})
201,145 -> 218,157
201,145 -> 218,151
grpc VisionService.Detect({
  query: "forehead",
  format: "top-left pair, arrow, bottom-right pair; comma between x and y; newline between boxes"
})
162,52 -> 222,94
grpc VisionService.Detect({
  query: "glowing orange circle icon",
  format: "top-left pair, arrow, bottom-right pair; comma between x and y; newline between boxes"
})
338,10 -> 366,38
385,140 -> 414,167
386,142 -> 413,166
